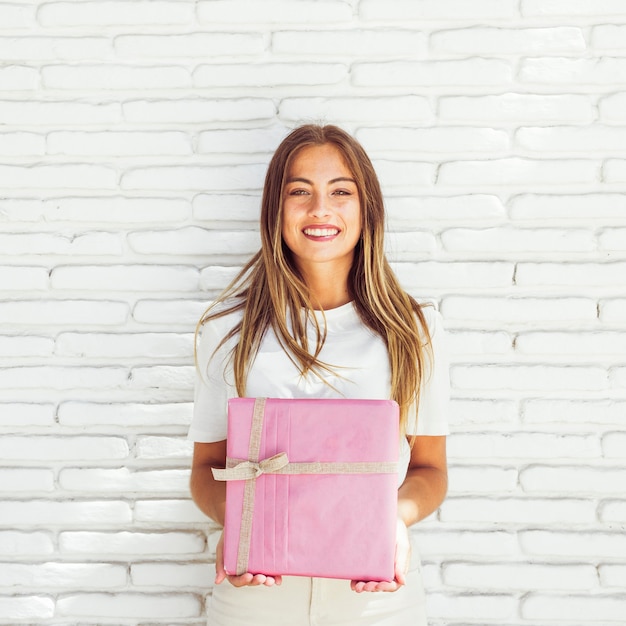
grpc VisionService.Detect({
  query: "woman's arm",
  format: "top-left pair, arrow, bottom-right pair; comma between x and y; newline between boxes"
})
189,441 -> 227,526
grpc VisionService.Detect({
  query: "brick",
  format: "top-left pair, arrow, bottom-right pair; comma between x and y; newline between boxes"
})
522,0 -> 626,16
42,197 -> 190,223
442,227 -> 593,254
361,0 -> 518,20
611,367 -> 626,389
601,299 -> 626,323
0,469 -> 53,492
521,465 -> 626,494
523,399 -> 626,425
0,596 -> 53,619
427,592 -> 516,620
521,57 -> 626,85
441,497 -> 595,524
603,432 -> 626,458
123,98 -> 275,123
0,436 -> 128,461
0,501 -> 132,526
358,126 -> 508,154
438,158 -> 599,187
274,29 -> 426,57
451,364 -> 608,392
592,24 -> 626,50
600,93 -> 626,122
132,299 -> 207,325
116,32 -> 263,58
0,132 -> 45,156
0,65 -> 38,90
599,565 -> 626,588
193,194 -> 258,222
0,36 -> 110,60
414,529 -> 517,558
352,59 -> 512,87
194,62 -> 346,87
38,1 -> 195,26
0,335 -> 53,357
448,465 -> 517,493
133,499 -> 208,524
59,468 -> 189,493
520,529 -> 626,557
56,592 -> 201,619
372,159 -> 436,190
0,403 -> 54,427
51,265 -> 199,292
517,125 -> 626,153
0,562 -> 126,589
279,96 -> 434,123
599,501 -> 626,523
0,232 -> 122,255
386,195 -> 505,223
450,432 -> 599,460
55,332 -> 192,359
197,126 -> 288,155
127,227 -> 260,256
449,399 -> 518,425
197,1 -> 352,23
431,26 -> 585,55
0,531 -> 54,555
0,366 -> 128,390
131,562 -> 212,587
0,164 -> 116,189
510,193 -> 626,220
600,228 -> 626,251
517,332 -> 626,356
0,3 -> 35,28
439,93 -> 594,124
448,331 -> 514,356
59,531 -> 205,555
516,262 -> 626,288
135,436 -> 193,460
0,100 -> 121,125
385,231 -> 437,261
42,64 -> 190,91
0,267 -> 48,291
199,266 -> 242,291
393,261 -> 513,290
522,593 -> 626,621
58,401 -> 192,427
121,164 -> 266,192
443,562 -> 598,591
441,296 -> 597,324
129,365 -> 194,391
0,300 -> 128,326
48,131 -> 191,156
604,159 -> 626,183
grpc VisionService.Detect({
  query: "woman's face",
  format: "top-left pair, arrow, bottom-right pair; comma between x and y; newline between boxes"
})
281,143 -> 361,278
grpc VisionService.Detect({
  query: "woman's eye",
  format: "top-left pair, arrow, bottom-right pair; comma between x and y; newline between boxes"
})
332,189 -> 351,196
289,189 -> 309,196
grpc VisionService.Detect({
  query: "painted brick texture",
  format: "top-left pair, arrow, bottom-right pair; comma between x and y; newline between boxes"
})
1,1 -> 625,624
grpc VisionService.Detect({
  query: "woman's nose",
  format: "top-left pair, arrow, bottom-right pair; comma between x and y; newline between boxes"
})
308,193 -> 330,217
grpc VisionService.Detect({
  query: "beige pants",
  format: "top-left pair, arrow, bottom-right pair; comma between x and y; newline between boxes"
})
207,541 -> 427,626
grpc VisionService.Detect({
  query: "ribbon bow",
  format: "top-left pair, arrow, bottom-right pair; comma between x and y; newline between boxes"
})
212,452 -> 289,481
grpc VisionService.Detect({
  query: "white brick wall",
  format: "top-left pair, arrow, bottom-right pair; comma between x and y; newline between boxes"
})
1,1 -> 625,624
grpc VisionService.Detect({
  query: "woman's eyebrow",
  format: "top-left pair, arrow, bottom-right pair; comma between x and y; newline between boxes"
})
285,176 -> 356,184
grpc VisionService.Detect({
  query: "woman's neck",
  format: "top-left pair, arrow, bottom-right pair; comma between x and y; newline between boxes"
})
299,264 -> 352,310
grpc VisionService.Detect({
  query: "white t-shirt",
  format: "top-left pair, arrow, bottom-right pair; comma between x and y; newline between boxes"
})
188,302 -> 450,484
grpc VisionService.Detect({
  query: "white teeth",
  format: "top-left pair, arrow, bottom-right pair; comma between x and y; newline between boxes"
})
304,228 -> 339,237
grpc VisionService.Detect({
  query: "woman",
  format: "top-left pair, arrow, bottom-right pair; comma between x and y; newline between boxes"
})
189,124 -> 449,625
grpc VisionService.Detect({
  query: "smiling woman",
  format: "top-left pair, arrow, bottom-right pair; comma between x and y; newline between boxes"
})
188,124 -> 449,626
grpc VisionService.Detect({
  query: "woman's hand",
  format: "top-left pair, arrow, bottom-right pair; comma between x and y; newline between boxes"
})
214,531 -> 282,587
350,519 -> 411,593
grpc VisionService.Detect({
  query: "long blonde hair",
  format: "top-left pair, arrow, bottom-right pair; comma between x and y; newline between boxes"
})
196,124 -> 432,434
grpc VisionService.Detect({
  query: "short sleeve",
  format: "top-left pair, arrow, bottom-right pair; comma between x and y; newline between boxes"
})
407,307 -> 450,436
187,316 -> 238,443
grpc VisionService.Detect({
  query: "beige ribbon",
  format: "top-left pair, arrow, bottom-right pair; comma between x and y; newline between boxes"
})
212,398 -> 398,575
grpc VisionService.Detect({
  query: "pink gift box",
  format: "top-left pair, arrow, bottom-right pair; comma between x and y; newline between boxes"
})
215,397 -> 399,581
